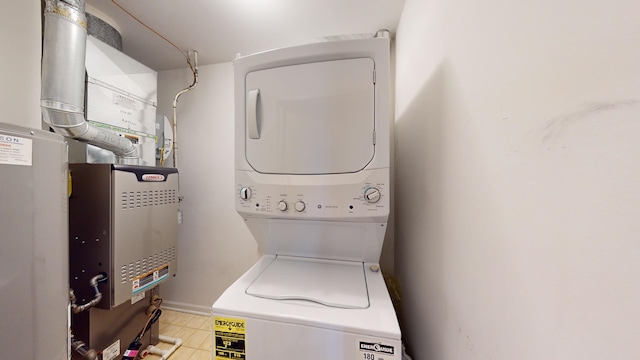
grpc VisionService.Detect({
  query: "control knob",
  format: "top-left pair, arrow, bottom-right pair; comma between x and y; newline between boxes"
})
278,200 -> 288,212
364,187 -> 381,203
294,201 -> 306,212
239,187 -> 252,201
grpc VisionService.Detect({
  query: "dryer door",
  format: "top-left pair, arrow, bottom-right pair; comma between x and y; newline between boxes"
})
245,57 -> 375,175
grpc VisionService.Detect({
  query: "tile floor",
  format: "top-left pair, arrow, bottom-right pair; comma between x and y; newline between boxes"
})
145,309 -> 212,360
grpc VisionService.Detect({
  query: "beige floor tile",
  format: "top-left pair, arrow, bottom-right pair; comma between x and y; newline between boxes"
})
198,333 -> 212,352
160,309 -> 180,324
153,310 -> 211,360
154,341 -> 175,351
198,317 -> 213,331
183,329 -> 210,349
185,315 -> 209,329
159,323 -> 181,338
173,327 -> 197,342
187,349 -> 211,360
170,346 -> 197,360
172,313 -> 198,327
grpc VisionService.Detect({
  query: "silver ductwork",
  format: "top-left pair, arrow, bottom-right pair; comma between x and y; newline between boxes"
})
41,0 -> 138,164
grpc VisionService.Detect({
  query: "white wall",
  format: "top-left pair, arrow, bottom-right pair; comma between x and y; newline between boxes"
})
394,0 -> 640,359
157,63 -> 259,313
0,2 -> 42,129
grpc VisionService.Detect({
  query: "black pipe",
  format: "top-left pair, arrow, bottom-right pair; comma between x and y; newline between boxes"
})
71,273 -> 107,314
71,334 -> 97,360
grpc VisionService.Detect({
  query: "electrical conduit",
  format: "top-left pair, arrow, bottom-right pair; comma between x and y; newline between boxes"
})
171,50 -> 199,168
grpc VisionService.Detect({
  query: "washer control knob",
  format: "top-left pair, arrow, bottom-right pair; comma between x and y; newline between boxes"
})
294,201 -> 306,212
364,187 -> 381,203
240,187 -> 252,201
278,200 -> 288,211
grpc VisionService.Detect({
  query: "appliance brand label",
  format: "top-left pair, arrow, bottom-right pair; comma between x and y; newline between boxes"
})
358,340 -> 396,360
142,174 -> 165,181
0,133 -> 32,166
359,342 -> 395,354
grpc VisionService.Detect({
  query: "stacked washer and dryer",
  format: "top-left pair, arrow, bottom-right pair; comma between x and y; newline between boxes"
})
212,31 -> 402,360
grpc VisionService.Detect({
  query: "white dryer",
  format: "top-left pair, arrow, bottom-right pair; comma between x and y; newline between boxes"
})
212,31 -> 401,360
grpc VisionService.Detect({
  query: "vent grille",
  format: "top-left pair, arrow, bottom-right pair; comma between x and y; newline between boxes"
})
120,246 -> 176,283
121,189 -> 177,210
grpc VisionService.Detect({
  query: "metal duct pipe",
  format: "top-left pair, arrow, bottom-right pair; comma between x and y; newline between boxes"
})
41,0 -> 138,164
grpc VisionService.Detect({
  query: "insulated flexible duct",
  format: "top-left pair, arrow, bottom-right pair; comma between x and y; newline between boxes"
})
41,0 -> 138,164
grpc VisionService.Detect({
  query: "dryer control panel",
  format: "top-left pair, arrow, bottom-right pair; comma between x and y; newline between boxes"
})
236,168 -> 388,222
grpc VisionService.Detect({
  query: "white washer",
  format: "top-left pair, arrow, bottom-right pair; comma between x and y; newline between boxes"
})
214,256 -> 401,360
213,31 -> 401,360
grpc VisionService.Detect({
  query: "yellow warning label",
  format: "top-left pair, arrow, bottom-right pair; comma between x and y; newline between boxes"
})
214,316 -> 246,360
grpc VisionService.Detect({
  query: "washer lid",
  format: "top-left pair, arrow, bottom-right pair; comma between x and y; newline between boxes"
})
245,256 -> 370,309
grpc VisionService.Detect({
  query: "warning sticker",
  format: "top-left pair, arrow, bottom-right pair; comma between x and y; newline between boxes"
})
357,340 -> 396,360
132,264 -> 169,294
102,339 -> 120,360
0,134 -> 32,166
214,316 -> 246,360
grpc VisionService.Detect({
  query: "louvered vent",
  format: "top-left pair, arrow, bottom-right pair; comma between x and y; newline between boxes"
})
121,189 -> 177,210
120,246 -> 176,283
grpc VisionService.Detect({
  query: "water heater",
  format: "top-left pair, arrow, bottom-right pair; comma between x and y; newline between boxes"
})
0,123 -> 69,360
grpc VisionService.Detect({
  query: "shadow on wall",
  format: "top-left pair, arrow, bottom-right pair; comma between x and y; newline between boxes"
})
394,58 -> 509,359
394,60 -> 452,358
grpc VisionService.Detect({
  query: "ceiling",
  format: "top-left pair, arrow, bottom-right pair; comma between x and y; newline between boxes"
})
85,0 -> 406,71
